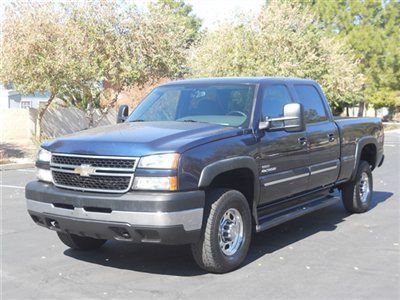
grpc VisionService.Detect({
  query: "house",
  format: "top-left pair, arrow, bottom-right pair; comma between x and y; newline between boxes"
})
0,84 -> 50,109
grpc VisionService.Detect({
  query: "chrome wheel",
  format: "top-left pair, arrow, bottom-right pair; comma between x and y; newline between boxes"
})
359,172 -> 370,203
218,208 -> 244,256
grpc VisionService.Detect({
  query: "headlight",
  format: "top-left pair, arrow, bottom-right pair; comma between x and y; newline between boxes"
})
37,148 -> 52,163
138,153 -> 179,169
132,176 -> 177,191
36,148 -> 52,183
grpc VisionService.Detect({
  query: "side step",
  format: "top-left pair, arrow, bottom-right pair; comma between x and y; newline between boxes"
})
256,195 -> 341,232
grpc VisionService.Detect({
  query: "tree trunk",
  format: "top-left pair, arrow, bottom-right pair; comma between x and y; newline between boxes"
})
86,102 -> 96,128
346,106 -> 349,117
93,89 -> 121,127
87,109 -> 95,128
35,92 -> 56,140
357,101 -> 365,117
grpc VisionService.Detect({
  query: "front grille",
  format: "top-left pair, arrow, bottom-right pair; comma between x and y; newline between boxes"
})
52,155 -> 136,169
50,153 -> 138,193
52,171 -> 132,192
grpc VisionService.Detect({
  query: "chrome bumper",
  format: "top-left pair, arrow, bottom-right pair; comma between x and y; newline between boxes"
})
27,199 -> 203,231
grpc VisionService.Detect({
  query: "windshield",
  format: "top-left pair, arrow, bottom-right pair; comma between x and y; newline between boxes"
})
127,84 -> 256,127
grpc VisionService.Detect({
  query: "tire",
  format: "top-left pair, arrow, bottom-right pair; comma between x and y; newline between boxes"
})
57,232 -> 107,250
341,160 -> 373,213
191,189 -> 252,273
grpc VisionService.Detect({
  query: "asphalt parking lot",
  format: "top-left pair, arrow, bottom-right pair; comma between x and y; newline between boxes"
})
1,130 -> 399,300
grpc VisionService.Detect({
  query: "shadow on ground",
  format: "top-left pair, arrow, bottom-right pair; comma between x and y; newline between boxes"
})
0,143 -> 28,158
64,191 -> 393,276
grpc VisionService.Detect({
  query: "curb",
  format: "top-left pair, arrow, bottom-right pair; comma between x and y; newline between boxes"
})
0,162 -> 35,171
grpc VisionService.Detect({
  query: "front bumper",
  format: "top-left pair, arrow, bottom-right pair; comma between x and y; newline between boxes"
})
378,154 -> 384,167
26,181 -> 204,244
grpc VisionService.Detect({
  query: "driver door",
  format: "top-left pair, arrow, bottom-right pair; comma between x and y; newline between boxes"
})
257,84 -> 310,205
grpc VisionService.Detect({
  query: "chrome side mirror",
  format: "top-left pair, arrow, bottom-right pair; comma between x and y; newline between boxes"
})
259,103 -> 305,132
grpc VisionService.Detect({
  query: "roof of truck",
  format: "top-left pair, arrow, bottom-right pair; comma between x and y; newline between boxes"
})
162,77 -> 317,86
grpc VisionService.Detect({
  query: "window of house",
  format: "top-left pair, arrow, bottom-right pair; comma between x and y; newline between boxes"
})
20,101 -> 32,109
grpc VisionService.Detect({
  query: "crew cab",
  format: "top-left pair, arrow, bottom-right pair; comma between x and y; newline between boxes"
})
26,77 -> 384,273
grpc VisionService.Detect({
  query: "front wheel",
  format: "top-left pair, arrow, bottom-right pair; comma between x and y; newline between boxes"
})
191,189 -> 252,273
341,160 -> 373,213
57,232 -> 107,250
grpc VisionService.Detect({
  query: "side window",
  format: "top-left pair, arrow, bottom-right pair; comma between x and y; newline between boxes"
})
261,85 -> 292,119
294,85 -> 328,123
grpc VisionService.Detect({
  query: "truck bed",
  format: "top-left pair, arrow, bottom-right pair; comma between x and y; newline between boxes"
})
334,117 -> 384,182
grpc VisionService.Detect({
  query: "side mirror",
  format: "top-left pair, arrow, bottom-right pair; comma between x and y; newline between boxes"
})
117,105 -> 129,123
259,103 -> 305,132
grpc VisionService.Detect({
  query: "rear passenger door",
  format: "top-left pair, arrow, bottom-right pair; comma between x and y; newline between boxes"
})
293,84 -> 340,190
258,84 -> 309,205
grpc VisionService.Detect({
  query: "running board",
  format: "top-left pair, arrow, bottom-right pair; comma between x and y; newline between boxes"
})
256,195 -> 340,232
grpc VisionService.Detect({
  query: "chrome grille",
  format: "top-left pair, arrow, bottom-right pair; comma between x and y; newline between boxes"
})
52,155 -> 135,169
52,171 -> 132,192
50,153 -> 138,193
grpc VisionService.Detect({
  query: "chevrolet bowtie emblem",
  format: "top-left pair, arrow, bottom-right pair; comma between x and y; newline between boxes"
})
74,164 -> 97,177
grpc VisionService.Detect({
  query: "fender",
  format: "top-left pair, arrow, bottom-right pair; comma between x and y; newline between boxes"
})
351,136 -> 379,181
198,156 -> 260,222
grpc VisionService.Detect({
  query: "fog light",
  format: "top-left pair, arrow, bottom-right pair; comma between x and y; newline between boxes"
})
36,168 -> 53,183
132,176 -> 177,191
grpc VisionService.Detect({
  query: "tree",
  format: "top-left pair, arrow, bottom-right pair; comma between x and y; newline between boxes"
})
303,0 -> 400,115
149,0 -> 202,47
58,0 -> 192,126
1,1 -> 74,138
1,0 -> 194,137
189,0 -> 363,112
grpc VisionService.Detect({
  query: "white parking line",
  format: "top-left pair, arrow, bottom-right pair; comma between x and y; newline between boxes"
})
385,144 -> 396,147
16,169 -> 35,173
0,185 -> 25,189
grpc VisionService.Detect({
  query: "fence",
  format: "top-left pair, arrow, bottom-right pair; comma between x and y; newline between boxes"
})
0,107 -> 117,144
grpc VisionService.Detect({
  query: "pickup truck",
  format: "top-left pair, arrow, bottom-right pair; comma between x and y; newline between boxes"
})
26,77 -> 384,273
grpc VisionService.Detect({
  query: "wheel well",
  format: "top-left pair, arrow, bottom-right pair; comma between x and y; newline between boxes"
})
208,168 -> 254,210
360,144 -> 377,169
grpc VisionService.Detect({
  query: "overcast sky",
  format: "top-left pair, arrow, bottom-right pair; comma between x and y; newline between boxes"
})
186,0 -> 265,29
0,0 -> 265,30
138,0 -> 265,29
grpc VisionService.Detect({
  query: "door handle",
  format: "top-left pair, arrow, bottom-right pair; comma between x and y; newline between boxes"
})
298,137 -> 307,146
327,133 -> 335,142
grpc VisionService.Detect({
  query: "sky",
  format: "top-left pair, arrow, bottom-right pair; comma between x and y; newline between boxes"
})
0,0 -> 266,29
138,0 -> 265,29
185,0 -> 265,29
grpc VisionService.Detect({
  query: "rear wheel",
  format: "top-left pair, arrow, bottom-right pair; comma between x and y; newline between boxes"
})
57,232 -> 106,250
341,160 -> 373,213
191,189 -> 252,273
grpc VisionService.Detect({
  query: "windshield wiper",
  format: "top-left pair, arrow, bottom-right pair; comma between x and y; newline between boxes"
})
181,119 -> 199,122
179,119 -> 210,123
130,119 -> 145,122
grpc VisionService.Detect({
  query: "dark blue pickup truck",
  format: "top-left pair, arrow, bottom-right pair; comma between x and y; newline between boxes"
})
26,77 -> 384,273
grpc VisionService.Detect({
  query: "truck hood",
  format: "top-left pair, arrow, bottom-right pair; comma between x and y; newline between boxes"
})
42,121 -> 243,157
